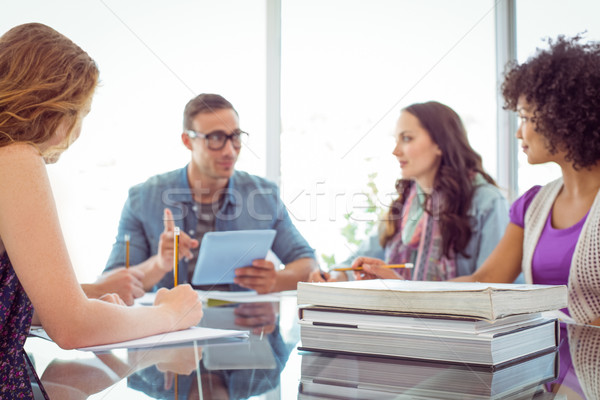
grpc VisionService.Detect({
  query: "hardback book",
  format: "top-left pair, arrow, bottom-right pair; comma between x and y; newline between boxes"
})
298,349 -> 558,400
298,317 -> 559,366
297,280 -> 567,320
299,306 -> 544,333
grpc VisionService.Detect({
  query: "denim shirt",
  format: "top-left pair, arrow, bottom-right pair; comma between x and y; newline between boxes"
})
104,166 -> 315,290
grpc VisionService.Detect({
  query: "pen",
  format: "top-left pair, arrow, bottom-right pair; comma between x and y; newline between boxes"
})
333,263 -> 414,272
174,227 -> 180,287
124,233 -> 130,269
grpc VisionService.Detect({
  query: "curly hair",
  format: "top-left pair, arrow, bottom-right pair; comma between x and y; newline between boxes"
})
380,101 -> 495,259
0,23 -> 98,150
502,35 -> 600,169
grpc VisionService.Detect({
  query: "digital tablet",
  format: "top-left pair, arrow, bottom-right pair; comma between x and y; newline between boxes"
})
191,229 -> 276,286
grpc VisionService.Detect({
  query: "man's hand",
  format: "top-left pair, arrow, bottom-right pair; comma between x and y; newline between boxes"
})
93,268 -> 145,305
233,259 -> 277,294
156,208 -> 199,273
308,269 -> 347,283
98,293 -> 126,306
233,302 -> 276,334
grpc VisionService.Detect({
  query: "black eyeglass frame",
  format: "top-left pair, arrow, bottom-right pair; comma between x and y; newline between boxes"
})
185,129 -> 249,150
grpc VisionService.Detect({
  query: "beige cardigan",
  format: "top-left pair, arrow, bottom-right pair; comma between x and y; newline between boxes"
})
522,178 -> 600,324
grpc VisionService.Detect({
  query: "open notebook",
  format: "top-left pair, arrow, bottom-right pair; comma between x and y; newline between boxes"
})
29,325 -> 249,352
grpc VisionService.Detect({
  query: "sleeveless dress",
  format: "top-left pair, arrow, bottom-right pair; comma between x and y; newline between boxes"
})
0,252 -> 48,399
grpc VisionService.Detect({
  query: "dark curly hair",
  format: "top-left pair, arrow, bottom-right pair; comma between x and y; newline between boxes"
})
502,35 -> 600,170
380,101 -> 496,259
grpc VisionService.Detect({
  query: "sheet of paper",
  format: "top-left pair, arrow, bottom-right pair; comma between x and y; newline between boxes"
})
77,326 -> 248,352
135,290 -> 290,306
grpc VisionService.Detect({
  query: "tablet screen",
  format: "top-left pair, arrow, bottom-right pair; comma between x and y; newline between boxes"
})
191,229 -> 276,286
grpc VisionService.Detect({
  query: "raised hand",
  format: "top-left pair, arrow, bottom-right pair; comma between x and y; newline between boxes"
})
156,208 -> 199,273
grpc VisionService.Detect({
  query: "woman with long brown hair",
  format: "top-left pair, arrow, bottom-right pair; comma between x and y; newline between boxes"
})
313,101 -> 509,282
0,23 -> 203,398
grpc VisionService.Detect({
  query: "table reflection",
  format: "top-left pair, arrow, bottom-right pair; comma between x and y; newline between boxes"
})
25,299 -> 600,399
545,323 -> 600,399
298,323 -> 600,400
127,323 -> 290,399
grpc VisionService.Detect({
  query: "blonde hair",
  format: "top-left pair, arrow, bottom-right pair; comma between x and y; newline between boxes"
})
0,23 -> 98,151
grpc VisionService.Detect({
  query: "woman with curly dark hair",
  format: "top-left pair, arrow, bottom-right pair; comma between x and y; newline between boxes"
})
454,36 -> 600,326
311,101 -> 509,282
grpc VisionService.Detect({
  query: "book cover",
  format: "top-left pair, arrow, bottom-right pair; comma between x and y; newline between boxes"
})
297,280 -> 567,320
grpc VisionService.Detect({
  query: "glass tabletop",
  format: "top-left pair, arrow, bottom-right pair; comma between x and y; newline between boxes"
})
25,294 -> 600,399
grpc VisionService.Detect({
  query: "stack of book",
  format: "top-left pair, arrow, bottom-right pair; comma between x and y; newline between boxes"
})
297,280 -> 567,367
298,349 -> 558,399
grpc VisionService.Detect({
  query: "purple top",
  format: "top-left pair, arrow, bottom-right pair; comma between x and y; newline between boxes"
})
510,186 -> 589,315
0,252 -> 48,399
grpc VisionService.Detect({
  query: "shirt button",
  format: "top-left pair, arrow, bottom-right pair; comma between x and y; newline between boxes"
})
192,205 -> 198,212
189,230 -> 195,235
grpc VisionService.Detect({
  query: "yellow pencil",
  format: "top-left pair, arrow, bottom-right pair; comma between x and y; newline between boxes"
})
333,263 -> 414,272
174,374 -> 178,399
124,234 -> 130,269
173,227 -> 180,287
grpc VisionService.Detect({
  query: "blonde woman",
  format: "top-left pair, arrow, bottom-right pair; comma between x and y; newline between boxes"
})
0,23 -> 203,398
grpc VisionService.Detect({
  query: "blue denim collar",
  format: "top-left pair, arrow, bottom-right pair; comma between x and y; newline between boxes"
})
179,164 -> 238,208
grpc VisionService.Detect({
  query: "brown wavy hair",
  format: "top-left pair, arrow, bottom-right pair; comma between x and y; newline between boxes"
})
380,101 -> 495,259
183,93 -> 237,131
502,35 -> 600,170
0,23 -> 98,151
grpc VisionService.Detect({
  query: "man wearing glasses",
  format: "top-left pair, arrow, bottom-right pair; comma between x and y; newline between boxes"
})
103,93 -> 317,294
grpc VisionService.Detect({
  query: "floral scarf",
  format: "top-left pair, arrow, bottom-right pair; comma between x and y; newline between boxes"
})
384,182 -> 457,281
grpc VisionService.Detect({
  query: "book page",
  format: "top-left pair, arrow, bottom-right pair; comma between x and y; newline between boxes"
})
302,279 -> 563,292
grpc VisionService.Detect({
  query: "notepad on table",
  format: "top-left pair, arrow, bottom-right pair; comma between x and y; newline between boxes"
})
78,326 -> 249,352
191,229 -> 276,286
30,326 -> 249,352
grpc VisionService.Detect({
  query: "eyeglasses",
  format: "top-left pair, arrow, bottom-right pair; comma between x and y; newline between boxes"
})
185,129 -> 249,150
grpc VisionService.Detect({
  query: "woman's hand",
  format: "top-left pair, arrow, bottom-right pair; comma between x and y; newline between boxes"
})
361,264 -> 403,280
351,257 -> 402,280
153,284 -> 203,330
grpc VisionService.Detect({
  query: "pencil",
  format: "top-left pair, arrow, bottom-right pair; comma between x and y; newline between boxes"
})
173,227 -> 180,287
124,234 -> 130,269
333,263 -> 414,272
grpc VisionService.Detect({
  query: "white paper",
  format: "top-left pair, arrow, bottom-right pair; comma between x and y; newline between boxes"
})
77,326 -> 248,352
135,290 -> 287,306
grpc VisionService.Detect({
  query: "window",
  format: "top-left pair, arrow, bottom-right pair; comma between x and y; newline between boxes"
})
280,0 -> 496,265
515,0 -> 600,194
3,0 -> 267,282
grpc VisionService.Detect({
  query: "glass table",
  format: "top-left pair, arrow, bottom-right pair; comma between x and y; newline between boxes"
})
25,294 -> 599,399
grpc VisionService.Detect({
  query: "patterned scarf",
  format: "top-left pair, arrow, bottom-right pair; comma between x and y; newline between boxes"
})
384,181 -> 457,281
